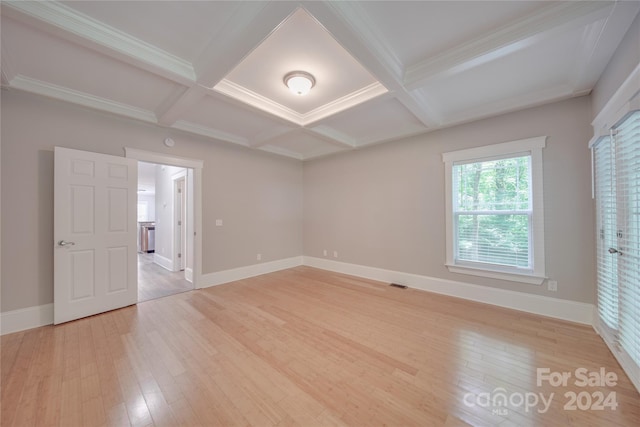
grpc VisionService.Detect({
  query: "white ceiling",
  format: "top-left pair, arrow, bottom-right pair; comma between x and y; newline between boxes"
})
2,1 -> 638,161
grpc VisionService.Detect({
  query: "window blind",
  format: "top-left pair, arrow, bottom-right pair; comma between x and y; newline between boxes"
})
614,111 -> 640,368
594,137 -> 618,330
453,155 -> 532,271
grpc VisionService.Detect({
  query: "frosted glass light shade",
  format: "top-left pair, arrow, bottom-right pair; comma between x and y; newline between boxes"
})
284,71 -> 315,96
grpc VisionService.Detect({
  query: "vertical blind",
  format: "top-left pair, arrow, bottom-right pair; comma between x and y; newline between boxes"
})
595,110 -> 640,374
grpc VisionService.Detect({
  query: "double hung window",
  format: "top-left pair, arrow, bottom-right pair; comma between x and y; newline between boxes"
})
443,137 -> 546,284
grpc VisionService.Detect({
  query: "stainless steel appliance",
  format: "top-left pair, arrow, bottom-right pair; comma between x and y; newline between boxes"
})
139,222 -> 155,253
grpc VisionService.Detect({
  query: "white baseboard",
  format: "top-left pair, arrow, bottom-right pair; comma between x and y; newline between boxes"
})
593,317 -> 640,394
185,267 -> 193,283
303,257 -> 594,325
200,256 -> 303,288
153,253 -> 174,271
1,303 -> 54,335
0,256 -> 595,335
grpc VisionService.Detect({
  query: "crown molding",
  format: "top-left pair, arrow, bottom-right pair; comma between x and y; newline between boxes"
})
302,82 -> 388,126
214,79 -> 387,127
303,1 -> 439,129
213,79 -> 303,125
171,120 -> 249,147
592,62 -> 640,132
3,0 -> 195,82
404,1 -> 613,90
9,75 -> 158,123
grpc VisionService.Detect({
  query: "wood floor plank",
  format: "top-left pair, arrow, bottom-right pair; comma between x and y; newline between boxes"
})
2,266 -> 639,426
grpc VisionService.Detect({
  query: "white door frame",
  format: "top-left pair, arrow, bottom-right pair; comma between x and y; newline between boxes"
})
171,170 -> 187,273
125,148 -> 203,289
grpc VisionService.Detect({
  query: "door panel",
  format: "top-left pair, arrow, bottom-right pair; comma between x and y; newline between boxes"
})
54,147 -> 137,324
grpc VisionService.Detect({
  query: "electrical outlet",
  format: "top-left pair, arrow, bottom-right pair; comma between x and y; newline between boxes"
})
333,250 -> 338,258
547,280 -> 558,292
215,219 -> 223,226
323,249 -> 327,256
257,253 -> 261,261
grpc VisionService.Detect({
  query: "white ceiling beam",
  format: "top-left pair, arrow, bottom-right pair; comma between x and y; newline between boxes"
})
404,1 -> 615,90
2,1 -> 196,86
9,75 -> 158,123
249,127 -> 296,148
156,87 -> 205,127
192,2 -> 297,88
155,2 -> 296,128
171,120 -> 249,147
0,40 -> 18,85
305,126 -> 357,149
257,145 -> 304,161
305,1 -> 441,129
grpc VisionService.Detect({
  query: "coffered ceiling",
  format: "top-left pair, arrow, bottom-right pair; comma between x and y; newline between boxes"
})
2,1 -> 638,160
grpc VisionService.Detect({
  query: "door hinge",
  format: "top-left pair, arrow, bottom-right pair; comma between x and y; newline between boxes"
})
178,220 -> 182,226
178,188 -> 182,193
178,253 -> 181,258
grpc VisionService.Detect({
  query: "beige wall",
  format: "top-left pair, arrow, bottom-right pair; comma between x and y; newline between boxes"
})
304,96 -> 595,303
592,12 -> 640,118
0,89 -> 603,312
0,90 -> 303,312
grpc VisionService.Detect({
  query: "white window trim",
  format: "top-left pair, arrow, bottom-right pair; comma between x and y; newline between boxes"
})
442,136 -> 547,285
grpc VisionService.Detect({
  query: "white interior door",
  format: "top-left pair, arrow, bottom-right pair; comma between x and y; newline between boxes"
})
54,147 -> 137,324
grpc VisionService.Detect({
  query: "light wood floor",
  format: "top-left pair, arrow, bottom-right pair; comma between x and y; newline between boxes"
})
2,267 -> 639,426
138,253 -> 193,303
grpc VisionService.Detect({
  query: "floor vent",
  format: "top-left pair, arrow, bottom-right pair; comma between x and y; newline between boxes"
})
390,283 -> 408,289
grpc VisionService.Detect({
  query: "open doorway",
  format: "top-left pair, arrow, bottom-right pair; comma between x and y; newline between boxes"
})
136,161 -> 195,302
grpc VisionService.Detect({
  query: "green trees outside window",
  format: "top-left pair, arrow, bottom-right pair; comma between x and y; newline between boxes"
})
453,155 -> 532,269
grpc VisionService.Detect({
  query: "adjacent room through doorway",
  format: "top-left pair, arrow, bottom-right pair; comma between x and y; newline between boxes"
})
137,161 -> 195,302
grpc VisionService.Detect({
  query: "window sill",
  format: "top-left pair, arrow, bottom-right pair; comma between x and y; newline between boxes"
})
445,264 -> 545,285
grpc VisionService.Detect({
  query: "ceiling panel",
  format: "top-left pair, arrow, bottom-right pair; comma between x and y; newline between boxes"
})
264,131 -> 347,159
220,8 -> 381,114
417,27 -> 586,118
363,1 -> 544,66
315,98 -> 427,145
59,0 -> 240,63
180,95 -> 293,141
2,17 -> 182,111
2,1 -> 638,161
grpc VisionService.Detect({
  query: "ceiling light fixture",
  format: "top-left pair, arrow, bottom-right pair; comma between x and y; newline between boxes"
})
284,71 -> 315,96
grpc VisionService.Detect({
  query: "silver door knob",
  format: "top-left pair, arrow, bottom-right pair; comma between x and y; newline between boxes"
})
608,247 -> 622,255
58,240 -> 75,247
